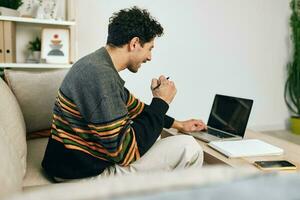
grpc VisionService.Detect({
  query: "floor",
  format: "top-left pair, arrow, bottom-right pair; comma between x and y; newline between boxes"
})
262,130 -> 300,145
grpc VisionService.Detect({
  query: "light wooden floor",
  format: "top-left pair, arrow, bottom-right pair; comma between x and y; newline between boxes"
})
262,130 -> 300,145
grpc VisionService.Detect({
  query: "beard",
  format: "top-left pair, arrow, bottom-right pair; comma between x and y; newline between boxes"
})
127,63 -> 140,73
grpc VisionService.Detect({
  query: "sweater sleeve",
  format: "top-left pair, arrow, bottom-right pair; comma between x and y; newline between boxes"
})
124,88 -> 175,129
86,95 -> 169,162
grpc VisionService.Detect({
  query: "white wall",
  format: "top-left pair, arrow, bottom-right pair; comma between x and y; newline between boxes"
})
76,0 -> 291,131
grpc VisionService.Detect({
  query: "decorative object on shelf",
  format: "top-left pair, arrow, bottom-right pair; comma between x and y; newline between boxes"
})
41,28 -> 69,64
36,0 -> 58,19
18,0 -> 38,18
26,37 -> 41,63
0,0 -> 23,17
285,0 -> 300,134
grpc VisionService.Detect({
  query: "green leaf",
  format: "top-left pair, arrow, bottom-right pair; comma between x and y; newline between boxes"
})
285,0 -> 300,116
27,37 -> 41,51
0,0 -> 23,10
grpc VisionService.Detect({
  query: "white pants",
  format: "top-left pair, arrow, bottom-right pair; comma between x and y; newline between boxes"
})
100,135 -> 203,177
55,135 -> 203,182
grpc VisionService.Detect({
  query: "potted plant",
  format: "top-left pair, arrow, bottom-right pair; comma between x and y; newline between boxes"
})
0,0 -> 23,17
285,0 -> 300,134
27,37 -> 41,63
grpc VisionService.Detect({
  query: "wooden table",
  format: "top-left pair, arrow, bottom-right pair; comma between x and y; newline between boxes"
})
161,128 -> 300,171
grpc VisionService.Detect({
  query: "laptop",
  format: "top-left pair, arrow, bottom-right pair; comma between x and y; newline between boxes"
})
187,94 -> 253,142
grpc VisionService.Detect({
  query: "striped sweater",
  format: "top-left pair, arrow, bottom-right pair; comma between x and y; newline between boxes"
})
42,47 -> 174,179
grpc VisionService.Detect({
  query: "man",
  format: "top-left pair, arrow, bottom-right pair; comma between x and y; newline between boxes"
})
42,6 -> 207,180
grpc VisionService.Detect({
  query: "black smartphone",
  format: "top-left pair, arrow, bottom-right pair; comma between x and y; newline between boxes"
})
254,160 -> 297,171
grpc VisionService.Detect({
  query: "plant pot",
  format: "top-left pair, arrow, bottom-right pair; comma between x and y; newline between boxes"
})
0,7 -> 20,17
32,51 -> 41,61
26,51 -> 41,63
290,116 -> 300,135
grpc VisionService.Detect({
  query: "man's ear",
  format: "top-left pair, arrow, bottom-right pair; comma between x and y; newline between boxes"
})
128,37 -> 140,51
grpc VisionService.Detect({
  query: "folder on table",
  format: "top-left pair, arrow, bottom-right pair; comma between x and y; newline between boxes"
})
208,139 -> 284,158
3,21 -> 16,63
0,21 -> 4,63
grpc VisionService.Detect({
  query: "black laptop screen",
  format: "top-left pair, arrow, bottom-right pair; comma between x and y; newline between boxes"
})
207,94 -> 253,137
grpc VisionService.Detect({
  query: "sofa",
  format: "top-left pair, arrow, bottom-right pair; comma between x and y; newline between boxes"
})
1,69 -> 299,200
0,69 -> 69,198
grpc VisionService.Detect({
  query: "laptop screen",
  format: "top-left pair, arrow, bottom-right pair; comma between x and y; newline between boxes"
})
207,94 -> 253,137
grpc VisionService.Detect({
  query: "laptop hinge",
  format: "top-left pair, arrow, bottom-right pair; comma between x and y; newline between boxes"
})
207,126 -> 242,138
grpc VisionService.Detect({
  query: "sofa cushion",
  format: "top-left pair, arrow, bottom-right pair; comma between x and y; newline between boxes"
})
23,138 -> 52,187
4,69 -> 69,134
0,126 -> 23,199
0,77 -> 27,177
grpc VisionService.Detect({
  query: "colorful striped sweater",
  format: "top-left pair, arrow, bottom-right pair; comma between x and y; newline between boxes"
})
42,47 -> 174,179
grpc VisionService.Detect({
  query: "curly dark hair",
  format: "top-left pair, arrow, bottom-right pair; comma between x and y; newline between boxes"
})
106,6 -> 164,47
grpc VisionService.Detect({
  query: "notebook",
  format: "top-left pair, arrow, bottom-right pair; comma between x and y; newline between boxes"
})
208,139 -> 284,158
187,94 -> 253,142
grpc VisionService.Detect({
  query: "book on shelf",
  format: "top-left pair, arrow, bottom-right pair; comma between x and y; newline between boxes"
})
0,21 -> 4,62
0,20 -> 16,63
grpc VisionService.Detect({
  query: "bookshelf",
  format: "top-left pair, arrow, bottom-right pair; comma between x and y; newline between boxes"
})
0,16 -> 75,26
0,0 -> 77,73
0,63 -> 72,68
0,17 -> 76,69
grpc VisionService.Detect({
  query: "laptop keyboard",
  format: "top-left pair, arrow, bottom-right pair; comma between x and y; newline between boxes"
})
208,129 -> 233,138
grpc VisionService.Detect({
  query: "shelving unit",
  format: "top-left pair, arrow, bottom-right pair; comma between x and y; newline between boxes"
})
0,63 -> 72,68
0,17 -> 76,69
0,0 -> 77,72
0,16 -> 75,26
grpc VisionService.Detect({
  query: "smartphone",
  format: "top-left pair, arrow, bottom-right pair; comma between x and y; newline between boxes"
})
254,160 -> 297,171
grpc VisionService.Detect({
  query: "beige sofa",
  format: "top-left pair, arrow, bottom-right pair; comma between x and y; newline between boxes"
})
0,69 -> 69,198
0,69 -> 271,200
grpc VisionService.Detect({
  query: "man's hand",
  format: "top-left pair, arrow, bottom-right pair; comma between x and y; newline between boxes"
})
151,75 -> 177,104
172,119 -> 207,133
